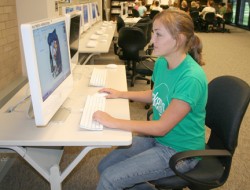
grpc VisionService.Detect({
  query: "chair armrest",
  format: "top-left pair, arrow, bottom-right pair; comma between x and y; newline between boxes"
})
147,108 -> 153,121
169,149 -> 232,187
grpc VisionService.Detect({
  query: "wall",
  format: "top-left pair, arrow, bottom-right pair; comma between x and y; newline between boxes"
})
0,0 -> 22,91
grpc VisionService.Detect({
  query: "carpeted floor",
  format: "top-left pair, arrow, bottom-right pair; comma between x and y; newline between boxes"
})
0,25 -> 249,190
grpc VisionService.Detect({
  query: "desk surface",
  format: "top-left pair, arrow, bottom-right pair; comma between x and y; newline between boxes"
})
0,65 -> 132,147
78,21 -> 116,53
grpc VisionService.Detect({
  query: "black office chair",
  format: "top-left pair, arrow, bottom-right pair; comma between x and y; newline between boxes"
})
114,16 -> 125,55
137,16 -> 153,44
190,11 -> 202,31
202,12 -> 217,32
149,10 -> 160,20
116,16 -> 125,32
132,8 -> 140,17
117,27 -> 155,86
147,75 -> 250,190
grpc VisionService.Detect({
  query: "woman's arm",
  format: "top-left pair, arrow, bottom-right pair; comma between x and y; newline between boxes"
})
99,88 -> 152,103
93,99 -> 191,136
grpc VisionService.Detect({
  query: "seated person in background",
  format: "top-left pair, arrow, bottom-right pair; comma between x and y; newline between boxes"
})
149,0 -> 157,10
200,0 -> 216,19
138,0 -> 147,17
189,1 -> 199,12
152,1 -> 163,12
196,1 -> 204,12
180,0 -> 189,12
217,2 -> 227,17
94,10 -> 208,190
134,1 -> 139,10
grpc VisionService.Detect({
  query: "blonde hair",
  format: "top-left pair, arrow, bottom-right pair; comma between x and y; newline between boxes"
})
154,10 -> 205,66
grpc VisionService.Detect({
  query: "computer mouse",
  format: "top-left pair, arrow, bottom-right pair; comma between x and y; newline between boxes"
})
106,64 -> 117,69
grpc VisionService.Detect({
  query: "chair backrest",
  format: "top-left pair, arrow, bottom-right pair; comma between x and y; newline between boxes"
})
204,12 -> 216,23
223,12 -> 233,24
132,8 -> 140,17
190,11 -> 200,21
149,10 -> 160,20
206,76 -> 250,154
133,22 -> 148,43
118,27 -> 146,60
137,16 -> 153,43
116,16 -> 125,32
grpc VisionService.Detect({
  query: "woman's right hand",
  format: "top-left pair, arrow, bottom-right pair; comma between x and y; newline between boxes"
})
98,88 -> 122,99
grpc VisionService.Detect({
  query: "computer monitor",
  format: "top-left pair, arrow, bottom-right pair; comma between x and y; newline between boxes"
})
75,5 -> 83,33
94,2 -> 101,21
120,2 -> 128,19
21,17 -> 73,126
65,12 -> 81,66
82,3 -> 91,31
61,6 -> 75,15
90,2 -> 97,24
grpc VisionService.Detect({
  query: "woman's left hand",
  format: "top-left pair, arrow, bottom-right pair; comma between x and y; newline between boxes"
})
93,111 -> 117,128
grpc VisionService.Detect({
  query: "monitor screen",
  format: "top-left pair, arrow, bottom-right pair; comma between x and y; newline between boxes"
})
21,17 -> 73,126
91,3 -> 97,23
62,6 -> 75,15
82,3 -> 91,31
95,2 -> 101,21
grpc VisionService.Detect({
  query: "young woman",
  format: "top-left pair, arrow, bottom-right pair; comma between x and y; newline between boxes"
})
93,9 -> 208,190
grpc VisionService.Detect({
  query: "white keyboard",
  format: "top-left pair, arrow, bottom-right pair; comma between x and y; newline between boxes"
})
90,34 -> 99,40
80,95 -> 106,130
89,68 -> 107,87
86,40 -> 97,48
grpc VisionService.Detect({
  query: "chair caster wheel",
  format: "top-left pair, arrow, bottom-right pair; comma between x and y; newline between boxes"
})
147,81 -> 150,84
145,104 -> 150,109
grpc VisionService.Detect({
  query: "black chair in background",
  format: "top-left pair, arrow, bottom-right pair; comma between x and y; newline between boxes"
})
149,10 -> 160,20
223,12 -> 233,24
190,11 -> 202,31
148,75 -> 250,190
116,16 -> 125,32
117,27 -> 155,86
114,16 -> 125,55
137,16 -> 153,44
132,8 -> 140,17
202,12 -> 217,32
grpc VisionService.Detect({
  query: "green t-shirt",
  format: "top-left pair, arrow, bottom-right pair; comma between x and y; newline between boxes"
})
152,55 -> 208,152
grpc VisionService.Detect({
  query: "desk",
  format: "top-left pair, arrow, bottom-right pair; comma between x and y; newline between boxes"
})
0,65 -> 132,189
78,21 -> 116,64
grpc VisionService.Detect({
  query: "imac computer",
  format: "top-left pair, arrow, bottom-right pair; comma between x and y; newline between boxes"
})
82,3 -> 91,32
94,2 -> 101,21
21,17 -> 73,126
120,2 -> 128,19
75,4 -> 84,33
90,2 -> 97,24
61,6 -> 75,15
65,12 -> 81,67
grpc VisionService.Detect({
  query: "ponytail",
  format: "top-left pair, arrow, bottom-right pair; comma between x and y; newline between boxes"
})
188,34 -> 205,66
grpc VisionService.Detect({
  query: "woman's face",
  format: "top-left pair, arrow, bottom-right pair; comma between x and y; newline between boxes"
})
151,19 -> 177,57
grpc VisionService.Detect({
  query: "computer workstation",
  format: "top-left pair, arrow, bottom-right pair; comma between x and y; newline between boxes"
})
0,13 -> 131,190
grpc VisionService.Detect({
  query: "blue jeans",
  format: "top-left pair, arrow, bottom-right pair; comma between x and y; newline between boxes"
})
97,136 -> 198,190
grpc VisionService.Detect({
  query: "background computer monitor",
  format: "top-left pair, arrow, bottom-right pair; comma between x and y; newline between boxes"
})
75,4 -> 84,33
120,2 -> 128,19
90,2 -> 97,24
94,2 -> 101,21
65,12 -> 81,67
82,3 -> 91,31
61,6 -> 75,15
21,17 -> 73,126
